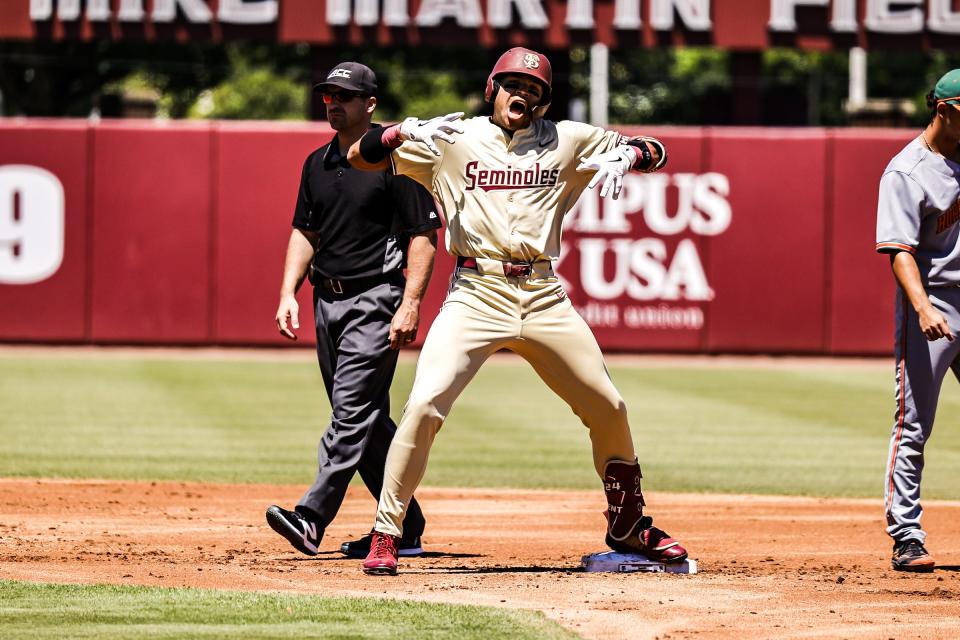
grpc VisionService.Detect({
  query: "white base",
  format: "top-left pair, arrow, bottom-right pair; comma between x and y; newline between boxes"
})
581,551 -> 697,574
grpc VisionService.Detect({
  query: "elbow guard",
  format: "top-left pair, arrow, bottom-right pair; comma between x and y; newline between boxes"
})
358,124 -> 404,164
626,137 -> 668,172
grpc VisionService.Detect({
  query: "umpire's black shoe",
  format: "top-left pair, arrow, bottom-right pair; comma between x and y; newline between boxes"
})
266,505 -> 322,556
892,539 -> 935,572
340,530 -> 424,559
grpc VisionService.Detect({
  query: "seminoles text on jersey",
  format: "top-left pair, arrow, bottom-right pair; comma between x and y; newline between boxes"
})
464,160 -> 561,191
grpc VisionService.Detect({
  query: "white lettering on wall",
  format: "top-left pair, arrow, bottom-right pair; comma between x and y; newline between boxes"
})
613,0 -> 642,29
117,0 -> 145,21
768,0 -> 926,33
566,171 -> 729,306
383,0 -> 411,25
689,172 -> 731,235
29,0 -> 52,20
579,237 -> 713,301
566,0 -> 596,28
218,0 -> 278,24
328,0 -> 412,25
928,0 -> 960,33
769,0 -> 829,31
0,165 -> 65,285
576,301 -> 706,330
354,0 -> 381,25
488,0 -> 549,27
30,0 -> 279,24
830,0 -> 857,31
415,0 -> 484,27
566,0 -> 713,30
650,0 -> 711,31
865,0 -> 924,33
327,0 -> 351,25
643,173 -> 694,235
29,0 -> 952,35
568,172 -> 731,236
151,0 -> 212,23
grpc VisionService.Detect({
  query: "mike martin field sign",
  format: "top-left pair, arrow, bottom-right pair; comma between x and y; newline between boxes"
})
13,0 -> 960,48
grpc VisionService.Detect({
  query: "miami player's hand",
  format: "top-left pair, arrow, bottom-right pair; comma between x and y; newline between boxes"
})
399,113 -> 465,157
577,146 -> 636,200
918,304 -> 955,342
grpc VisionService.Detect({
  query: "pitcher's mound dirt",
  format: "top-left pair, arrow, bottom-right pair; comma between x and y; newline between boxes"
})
1,479 -> 958,639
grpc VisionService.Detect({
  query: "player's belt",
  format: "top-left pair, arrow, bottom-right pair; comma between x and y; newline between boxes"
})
312,268 -> 404,295
456,256 -> 552,278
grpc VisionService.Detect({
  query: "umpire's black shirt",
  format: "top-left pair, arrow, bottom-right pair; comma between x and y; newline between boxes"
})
292,128 -> 441,281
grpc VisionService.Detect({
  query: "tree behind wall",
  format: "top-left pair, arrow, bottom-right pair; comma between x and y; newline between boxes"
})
2,42 -> 959,126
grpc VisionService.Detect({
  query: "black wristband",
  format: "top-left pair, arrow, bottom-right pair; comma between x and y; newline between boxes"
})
626,139 -> 653,170
626,137 -> 667,172
358,126 -> 396,164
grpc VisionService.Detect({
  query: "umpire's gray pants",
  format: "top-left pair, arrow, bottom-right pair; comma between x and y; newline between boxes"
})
885,287 -> 960,544
297,278 -> 425,538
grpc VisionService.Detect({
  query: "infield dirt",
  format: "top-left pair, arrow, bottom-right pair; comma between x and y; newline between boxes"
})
2,479 -> 958,639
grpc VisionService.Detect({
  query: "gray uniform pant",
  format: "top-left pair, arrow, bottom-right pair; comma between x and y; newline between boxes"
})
297,277 -> 426,539
885,287 -> 960,544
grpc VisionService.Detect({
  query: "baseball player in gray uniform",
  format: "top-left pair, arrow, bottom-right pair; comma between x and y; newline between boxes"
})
346,47 -> 688,575
876,69 -> 960,572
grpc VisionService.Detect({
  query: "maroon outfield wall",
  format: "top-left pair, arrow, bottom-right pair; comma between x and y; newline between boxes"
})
0,119 -> 910,354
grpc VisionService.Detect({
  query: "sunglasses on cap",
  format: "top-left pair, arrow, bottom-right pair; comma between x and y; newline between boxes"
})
322,91 -> 367,104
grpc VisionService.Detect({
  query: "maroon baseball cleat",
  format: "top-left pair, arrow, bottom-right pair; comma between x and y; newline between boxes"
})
603,459 -> 688,563
362,531 -> 400,576
341,530 -> 423,558
605,517 -> 688,563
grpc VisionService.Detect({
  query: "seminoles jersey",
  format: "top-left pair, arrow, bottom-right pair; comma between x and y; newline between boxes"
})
876,137 -> 960,287
391,116 -> 623,262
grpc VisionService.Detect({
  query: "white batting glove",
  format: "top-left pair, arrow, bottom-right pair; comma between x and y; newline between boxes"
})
399,112 -> 465,157
576,146 -> 637,200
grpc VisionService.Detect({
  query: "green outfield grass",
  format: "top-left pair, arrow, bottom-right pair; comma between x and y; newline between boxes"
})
3,351 -> 960,499
0,580 -> 577,640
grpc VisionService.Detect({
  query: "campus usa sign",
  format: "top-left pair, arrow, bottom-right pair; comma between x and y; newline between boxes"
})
561,171 -> 730,338
10,0 -> 960,49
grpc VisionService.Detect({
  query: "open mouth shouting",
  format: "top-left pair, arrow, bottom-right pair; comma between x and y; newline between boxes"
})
507,96 -> 530,123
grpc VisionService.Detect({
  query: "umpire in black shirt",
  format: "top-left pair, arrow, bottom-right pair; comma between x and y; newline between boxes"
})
266,62 -> 440,559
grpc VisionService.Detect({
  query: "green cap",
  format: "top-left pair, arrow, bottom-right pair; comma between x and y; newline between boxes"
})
935,69 -> 960,105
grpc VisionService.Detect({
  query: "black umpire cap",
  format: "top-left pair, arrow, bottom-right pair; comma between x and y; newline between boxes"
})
313,62 -> 377,96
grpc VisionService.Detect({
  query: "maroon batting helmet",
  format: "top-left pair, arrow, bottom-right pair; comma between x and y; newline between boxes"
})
484,47 -> 552,115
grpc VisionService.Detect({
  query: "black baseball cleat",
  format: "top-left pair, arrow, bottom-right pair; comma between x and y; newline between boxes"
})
891,539 -> 935,572
265,505 -> 322,556
340,530 -> 424,559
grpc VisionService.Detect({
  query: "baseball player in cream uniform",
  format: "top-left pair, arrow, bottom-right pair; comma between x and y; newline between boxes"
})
347,47 -> 688,575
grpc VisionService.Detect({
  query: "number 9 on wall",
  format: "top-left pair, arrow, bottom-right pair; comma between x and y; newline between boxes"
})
0,165 -> 64,285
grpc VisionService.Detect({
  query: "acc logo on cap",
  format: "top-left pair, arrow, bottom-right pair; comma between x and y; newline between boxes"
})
329,68 -> 352,79
522,54 -> 540,70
